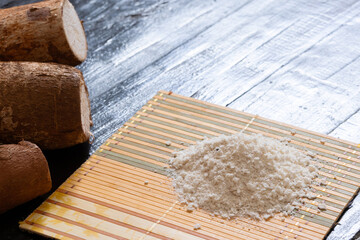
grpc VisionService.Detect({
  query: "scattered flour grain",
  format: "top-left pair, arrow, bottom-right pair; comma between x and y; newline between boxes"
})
193,223 -> 201,230
169,133 -> 318,220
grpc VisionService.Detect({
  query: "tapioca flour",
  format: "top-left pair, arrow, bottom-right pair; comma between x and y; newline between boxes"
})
169,133 -> 318,220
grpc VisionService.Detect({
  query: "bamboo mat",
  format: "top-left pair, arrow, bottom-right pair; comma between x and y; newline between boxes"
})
20,90 -> 360,240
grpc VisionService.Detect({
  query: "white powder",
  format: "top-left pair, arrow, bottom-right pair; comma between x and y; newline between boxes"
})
193,223 -> 201,230
318,203 -> 327,211
169,133 -> 318,220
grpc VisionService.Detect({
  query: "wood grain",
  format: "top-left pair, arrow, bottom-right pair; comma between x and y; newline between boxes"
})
1,0 -> 359,239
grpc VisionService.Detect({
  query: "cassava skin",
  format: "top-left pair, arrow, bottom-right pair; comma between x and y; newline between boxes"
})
0,61 -> 92,149
0,0 -> 87,66
0,141 -> 52,214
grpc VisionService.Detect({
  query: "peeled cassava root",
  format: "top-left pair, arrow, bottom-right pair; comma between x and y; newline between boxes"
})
0,0 -> 87,66
0,141 -> 52,214
0,61 -> 92,149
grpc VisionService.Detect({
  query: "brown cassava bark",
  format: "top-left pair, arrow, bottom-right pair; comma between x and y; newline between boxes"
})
0,61 -> 92,149
0,141 -> 52,214
0,0 -> 87,65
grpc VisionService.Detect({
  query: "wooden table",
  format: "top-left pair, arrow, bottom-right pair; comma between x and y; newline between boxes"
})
1,0 -> 359,239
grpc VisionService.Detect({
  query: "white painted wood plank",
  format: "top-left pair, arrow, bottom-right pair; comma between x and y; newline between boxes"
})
89,0 -> 280,145
84,0 -> 243,98
229,11 -> 360,139
90,0 -> 356,149
191,0 -> 360,106
330,110 -> 360,144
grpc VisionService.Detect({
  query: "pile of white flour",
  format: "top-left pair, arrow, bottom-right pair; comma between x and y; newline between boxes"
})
169,133 -> 318,220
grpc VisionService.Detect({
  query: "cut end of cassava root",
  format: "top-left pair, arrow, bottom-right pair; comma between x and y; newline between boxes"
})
169,132 -> 319,221
62,0 -> 87,62
80,80 -> 91,140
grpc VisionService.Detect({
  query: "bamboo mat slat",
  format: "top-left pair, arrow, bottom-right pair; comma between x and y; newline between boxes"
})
20,91 -> 360,240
